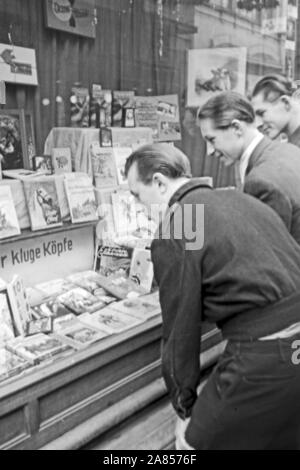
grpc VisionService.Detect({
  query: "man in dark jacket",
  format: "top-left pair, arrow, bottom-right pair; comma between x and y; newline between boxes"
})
125,143 -> 300,450
198,91 -> 300,244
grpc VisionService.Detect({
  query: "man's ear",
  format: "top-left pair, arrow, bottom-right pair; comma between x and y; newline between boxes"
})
153,172 -> 168,193
230,119 -> 243,136
280,95 -> 292,110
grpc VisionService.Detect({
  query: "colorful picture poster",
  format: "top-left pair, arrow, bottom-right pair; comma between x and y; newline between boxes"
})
187,47 -> 247,107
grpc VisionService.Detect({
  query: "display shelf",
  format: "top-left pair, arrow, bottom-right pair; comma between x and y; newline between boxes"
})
0,220 -> 98,246
0,317 -> 223,450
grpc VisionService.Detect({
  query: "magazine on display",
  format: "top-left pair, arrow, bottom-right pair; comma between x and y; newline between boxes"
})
25,316 -> 53,336
92,272 -> 147,300
80,307 -> 142,334
90,86 -> 112,128
0,185 -> 21,239
52,148 -> 72,174
6,333 -> 73,365
70,86 -> 90,128
129,248 -> 154,294
6,275 -> 32,336
111,190 -> 137,235
35,278 -> 76,298
23,177 -> 63,231
94,243 -> 133,277
64,173 -> 98,224
0,347 -> 31,382
57,287 -> 107,315
112,91 -> 135,127
0,291 -> 16,343
31,299 -> 74,319
95,188 -> 117,237
113,147 -> 132,186
53,322 -> 110,350
90,143 -> 118,188
111,296 -> 160,320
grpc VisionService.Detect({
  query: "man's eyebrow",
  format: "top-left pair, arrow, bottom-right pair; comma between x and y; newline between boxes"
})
130,190 -> 138,198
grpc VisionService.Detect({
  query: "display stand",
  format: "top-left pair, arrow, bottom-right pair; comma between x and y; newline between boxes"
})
0,127 -> 224,449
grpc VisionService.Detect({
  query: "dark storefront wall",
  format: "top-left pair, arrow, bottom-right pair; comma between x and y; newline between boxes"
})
0,0 -> 234,185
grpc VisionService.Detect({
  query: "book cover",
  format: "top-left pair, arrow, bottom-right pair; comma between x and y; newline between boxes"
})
26,316 -> 53,336
6,333 -> 73,364
111,190 -> 137,235
53,313 -> 77,332
32,155 -> 53,175
112,91 -> 135,127
134,94 -> 181,142
95,188 -> 117,238
129,248 -> 154,294
111,296 -> 160,320
90,86 -> 112,128
0,185 -> 21,239
92,272 -> 146,300
52,148 -> 72,174
94,242 -> 133,278
113,147 -> 132,186
64,173 -> 98,223
156,95 -> 181,142
0,291 -> 16,343
134,96 -> 159,140
90,143 -> 118,188
57,287 -> 106,315
2,169 -> 37,180
70,86 -> 90,128
31,299 -> 74,319
7,275 -> 32,336
53,322 -> 109,350
35,278 -> 76,298
23,177 -> 63,231
0,347 -> 31,382
80,307 -> 142,334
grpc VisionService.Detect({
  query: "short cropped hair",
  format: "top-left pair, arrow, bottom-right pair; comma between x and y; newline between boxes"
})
252,74 -> 295,102
124,143 -> 192,184
198,91 -> 255,128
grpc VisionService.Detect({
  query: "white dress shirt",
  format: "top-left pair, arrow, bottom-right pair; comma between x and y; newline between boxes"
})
239,131 -> 264,185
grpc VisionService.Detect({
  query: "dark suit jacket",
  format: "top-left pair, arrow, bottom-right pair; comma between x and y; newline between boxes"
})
151,179 -> 300,418
244,136 -> 300,244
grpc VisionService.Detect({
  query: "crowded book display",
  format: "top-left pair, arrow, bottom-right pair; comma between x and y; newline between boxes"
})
0,122 -> 167,385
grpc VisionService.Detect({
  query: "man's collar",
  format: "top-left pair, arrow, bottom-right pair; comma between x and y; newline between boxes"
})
168,178 -> 212,207
239,132 -> 264,184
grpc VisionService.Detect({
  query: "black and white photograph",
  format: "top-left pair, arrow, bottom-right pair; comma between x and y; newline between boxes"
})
2,0 -> 300,453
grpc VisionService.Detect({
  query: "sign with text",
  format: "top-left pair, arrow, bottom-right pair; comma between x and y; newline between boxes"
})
0,226 -> 94,286
45,0 -> 96,38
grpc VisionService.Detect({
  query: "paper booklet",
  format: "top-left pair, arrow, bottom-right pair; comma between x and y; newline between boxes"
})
57,287 -> 107,315
23,177 -> 63,231
6,275 -> 32,336
0,185 -> 21,239
52,148 -> 72,174
0,347 -> 31,382
111,296 -> 160,320
64,173 -> 98,223
0,291 -> 16,344
70,86 -> 90,128
6,333 -> 73,365
79,307 -> 142,334
90,143 -> 118,188
53,322 -> 109,350
129,247 -> 154,294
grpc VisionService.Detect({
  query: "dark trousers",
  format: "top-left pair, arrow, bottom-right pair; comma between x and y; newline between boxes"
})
185,333 -> 300,449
